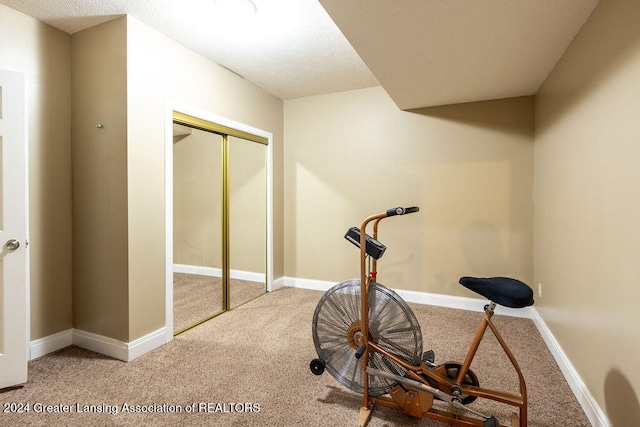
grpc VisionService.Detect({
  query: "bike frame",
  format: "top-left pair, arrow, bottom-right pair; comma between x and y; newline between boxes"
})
357,209 -> 527,427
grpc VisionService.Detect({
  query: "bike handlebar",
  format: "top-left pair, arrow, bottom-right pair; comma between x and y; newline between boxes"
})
385,206 -> 420,217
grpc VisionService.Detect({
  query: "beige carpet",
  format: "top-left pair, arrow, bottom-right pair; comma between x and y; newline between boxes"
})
1,287 -> 590,426
173,273 -> 265,333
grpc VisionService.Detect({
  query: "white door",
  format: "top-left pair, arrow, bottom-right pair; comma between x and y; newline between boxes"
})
0,70 -> 28,389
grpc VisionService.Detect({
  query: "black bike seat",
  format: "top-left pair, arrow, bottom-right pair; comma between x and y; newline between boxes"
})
459,277 -> 534,308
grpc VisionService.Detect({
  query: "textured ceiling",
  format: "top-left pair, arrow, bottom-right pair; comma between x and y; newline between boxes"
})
0,0 -> 379,100
0,0 -> 599,108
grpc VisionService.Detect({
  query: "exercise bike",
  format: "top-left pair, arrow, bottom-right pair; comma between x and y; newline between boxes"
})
310,206 -> 534,427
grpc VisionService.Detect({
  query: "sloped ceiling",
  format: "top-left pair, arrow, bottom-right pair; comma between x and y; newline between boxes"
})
319,0 -> 600,109
0,0 -> 599,108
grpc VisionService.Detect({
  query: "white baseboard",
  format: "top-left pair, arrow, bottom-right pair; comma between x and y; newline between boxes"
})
174,263 -> 221,277
73,327 -> 167,362
285,276 -> 607,426
282,276 -> 533,318
72,329 -> 130,361
30,327 -> 167,363
173,263 -> 265,283
281,276 -> 335,292
395,288 -> 534,319
531,310 -> 610,426
126,328 -> 168,361
30,329 -> 73,360
272,276 -> 286,291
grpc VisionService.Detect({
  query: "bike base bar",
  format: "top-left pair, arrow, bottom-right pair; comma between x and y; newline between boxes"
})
365,367 -> 491,421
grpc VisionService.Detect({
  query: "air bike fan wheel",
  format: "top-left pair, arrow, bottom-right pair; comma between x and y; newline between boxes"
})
312,279 -> 423,396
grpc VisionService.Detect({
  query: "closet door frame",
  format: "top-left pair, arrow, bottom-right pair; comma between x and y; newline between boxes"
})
164,103 -> 273,343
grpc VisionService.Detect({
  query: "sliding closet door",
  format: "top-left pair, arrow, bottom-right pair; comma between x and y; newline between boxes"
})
228,136 -> 267,308
171,112 -> 269,334
173,126 -> 224,333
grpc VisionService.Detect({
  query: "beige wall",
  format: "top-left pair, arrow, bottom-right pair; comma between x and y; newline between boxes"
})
534,0 -> 640,423
68,15 -> 283,342
0,5 -> 73,340
126,16 -> 283,340
71,18 -> 129,341
173,131 -> 267,276
173,129 -> 223,267
229,136 -> 268,275
284,88 -> 534,296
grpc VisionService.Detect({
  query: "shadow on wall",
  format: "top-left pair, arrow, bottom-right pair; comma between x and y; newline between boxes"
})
407,97 -> 534,138
605,368 -> 640,426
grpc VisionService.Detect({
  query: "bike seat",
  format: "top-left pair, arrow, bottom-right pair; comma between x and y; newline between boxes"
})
459,277 -> 534,308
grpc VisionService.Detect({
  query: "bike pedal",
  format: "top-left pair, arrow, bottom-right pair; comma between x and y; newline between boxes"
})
422,350 -> 435,364
483,416 -> 499,427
